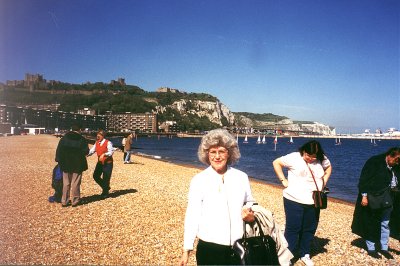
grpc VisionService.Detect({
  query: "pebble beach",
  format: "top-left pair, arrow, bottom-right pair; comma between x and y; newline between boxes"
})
0,135 -> 399,265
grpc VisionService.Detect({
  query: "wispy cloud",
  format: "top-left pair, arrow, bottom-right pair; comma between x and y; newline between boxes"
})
48,11 -> 59,29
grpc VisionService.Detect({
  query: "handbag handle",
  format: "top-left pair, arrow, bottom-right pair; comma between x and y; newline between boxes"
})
307,164 -> 324,192
243,218 -> 265,240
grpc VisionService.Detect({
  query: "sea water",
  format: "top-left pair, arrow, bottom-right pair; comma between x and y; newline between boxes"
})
111,136 -> 400,203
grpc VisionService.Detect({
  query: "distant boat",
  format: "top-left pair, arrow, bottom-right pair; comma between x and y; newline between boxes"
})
256,135 -> 261,144
273,136 -> 278,151
288,136 -> 294,144
262,135 -> 266,144
371,138 -> 378,146
243,135 -> 248,144
335,137 -> 341,145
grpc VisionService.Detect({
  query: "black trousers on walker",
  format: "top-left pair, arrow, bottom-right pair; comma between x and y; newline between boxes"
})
93,162 -> 113,194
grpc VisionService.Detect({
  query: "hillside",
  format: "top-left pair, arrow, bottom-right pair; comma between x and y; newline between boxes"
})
0,83 -> 334,134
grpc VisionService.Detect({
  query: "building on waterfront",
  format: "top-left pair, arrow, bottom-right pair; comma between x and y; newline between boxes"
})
0,104 -> 7,123
0,105 -> 159,134
106,112 -> 157,133
77,108 -> 96,116
159,121 -> 179,133
0,123 -> 11,134
0,105 -> 107,133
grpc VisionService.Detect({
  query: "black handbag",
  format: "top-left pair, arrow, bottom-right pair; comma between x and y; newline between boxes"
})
367,187 -> 393,210
308,164 -> 328,209
232,219 -> 279,265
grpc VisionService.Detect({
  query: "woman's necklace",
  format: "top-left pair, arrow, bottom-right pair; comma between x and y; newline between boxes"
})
218,174 -> 225,193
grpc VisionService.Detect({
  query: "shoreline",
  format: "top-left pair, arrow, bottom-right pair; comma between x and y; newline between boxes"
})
176,133 -> 400,140
150,155 -> 356,206
1,134 -> 398,265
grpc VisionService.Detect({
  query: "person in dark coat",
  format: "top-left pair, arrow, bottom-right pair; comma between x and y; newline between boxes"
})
55,124 -> 89,207
351,147 -> 400,260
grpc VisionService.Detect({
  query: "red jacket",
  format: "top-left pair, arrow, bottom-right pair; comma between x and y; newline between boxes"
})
96,139 -> 113,164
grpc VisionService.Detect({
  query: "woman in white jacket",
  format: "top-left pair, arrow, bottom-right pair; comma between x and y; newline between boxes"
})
180,129 -> 255,265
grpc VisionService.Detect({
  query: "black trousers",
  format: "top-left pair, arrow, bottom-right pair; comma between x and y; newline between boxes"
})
196,239 -> 238,265
93,162 -> 113,193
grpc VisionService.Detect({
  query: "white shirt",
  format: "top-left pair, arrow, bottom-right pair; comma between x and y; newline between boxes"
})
280,152 -> 331,205
183,166 -> 254,250
88,139 -> 114,157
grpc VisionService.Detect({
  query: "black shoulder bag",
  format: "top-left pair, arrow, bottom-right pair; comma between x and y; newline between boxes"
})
308,164 -> 328,209
232,219 -> 279,265
367,186 -> 393,210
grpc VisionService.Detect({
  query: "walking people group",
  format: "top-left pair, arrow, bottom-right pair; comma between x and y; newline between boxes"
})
55,128 -> 116,206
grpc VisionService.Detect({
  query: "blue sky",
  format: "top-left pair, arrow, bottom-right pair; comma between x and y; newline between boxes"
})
1,0 -> 399,133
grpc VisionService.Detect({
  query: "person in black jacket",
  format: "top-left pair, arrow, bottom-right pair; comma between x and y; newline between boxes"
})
351,147 -> 400,259
55,124 -> 89,207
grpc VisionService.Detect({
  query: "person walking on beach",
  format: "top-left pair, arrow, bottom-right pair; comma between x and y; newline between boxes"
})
124,132 -> 134,164
121,136 -> 127,161
351,147 -> 400,260
180,129 -> 256,266
55,124 -> 89,207
87,130 -> 114,197
273,140 -> 332,266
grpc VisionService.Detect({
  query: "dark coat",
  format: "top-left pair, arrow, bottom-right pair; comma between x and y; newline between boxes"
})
55,131 -> 89,173
351,153 -> 400,242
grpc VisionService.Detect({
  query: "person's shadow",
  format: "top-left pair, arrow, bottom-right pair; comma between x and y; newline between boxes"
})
79,189 -> 138,206
311,236 -> 330,256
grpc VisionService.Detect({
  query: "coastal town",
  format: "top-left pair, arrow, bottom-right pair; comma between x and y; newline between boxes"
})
1,73 -> 399,139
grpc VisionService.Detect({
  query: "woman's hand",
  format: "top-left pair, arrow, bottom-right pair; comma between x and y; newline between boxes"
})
241,207 -> 255,223
179,250 -> 190,266
361,195 -> 368,206
273,158 -> 288,187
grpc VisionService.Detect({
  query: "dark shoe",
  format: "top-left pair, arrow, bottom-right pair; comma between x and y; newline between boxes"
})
61,200 -> 71,207
367,251 -> 381,259
101,191 -> 109,198
379,250 -> 394,259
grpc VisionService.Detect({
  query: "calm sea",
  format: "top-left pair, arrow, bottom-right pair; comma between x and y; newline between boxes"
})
111,136 -> 400,203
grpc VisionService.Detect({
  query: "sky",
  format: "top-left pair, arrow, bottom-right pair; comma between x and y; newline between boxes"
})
0,0 -> 399,133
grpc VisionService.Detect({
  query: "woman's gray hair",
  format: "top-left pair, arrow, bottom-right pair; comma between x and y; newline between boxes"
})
198,129 -> 241,165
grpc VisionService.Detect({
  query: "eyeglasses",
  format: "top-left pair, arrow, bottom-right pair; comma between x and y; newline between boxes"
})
303,152 -> 317,162
208,148 -> 228,158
